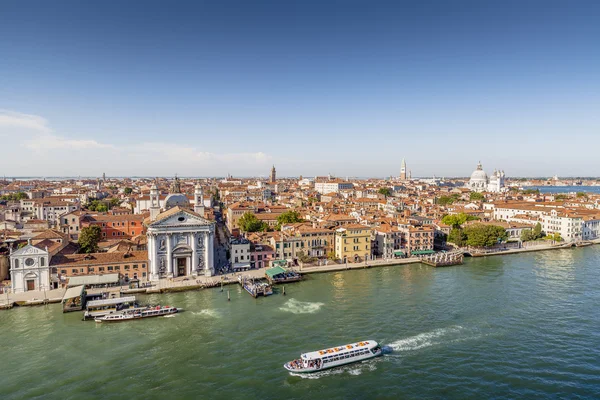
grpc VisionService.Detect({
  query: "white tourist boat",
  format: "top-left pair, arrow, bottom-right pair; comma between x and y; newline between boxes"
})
284,340 -> 382,373
95,305 -> 180,323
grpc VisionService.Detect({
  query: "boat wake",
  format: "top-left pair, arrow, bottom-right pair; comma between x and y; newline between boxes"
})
387,325 -> 484,353
279,299 -> 324,314
191,309 -> 221,318
163,314 -> 176,318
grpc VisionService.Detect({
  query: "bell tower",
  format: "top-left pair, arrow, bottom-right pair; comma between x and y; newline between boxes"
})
149,181 -> 160,221
194,182 -> 205,216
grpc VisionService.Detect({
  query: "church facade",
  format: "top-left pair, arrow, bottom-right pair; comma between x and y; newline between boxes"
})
468,162 -> 506,193
145,178 -> 215,281
9,241 -> 51,293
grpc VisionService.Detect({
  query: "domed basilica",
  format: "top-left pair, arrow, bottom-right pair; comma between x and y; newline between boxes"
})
468,162 -> 506,193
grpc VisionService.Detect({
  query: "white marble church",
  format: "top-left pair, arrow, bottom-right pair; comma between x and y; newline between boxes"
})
145,177 -> 215,281
9,240 -> 51,293
468,161 -> 507,193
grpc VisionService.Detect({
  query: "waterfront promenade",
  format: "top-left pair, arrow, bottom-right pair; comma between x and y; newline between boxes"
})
1,239 -> 597,308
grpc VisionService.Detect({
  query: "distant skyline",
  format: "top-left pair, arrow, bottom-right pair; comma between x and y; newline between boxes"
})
1,1 -> 599,177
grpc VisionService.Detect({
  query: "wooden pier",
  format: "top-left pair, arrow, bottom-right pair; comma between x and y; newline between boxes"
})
421,252 -> 464,267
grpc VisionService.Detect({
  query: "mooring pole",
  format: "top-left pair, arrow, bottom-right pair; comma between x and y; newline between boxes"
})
227,290 -> 230,301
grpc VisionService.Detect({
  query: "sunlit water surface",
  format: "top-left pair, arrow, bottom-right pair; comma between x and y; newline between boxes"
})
2,247 -> 600,399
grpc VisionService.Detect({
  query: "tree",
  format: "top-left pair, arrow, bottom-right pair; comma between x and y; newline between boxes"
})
555,194 -> 568,201
109,198 -> 121,208
448,228 -> 467,246
327,250 -> 338,261
124,187 -> 133,195
520,229 -> 534,242
276,210 -> 304,230
533,222 -> 543,239
378,187 -> 392,198
441,213 -> 478,229
520,223 -> 544,242
0,192 -> 29,201
463,224 -> 508,247
576,192 -> 587,198
238,212 -> 268,232
438,193 -> 461,206
78,225 -> 102,253
469,192 -> 485,201
96,203 -> 108,213
522,189 -> 540,195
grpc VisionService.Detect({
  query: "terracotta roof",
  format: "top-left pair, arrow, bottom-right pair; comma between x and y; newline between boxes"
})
51,250 -> 148,267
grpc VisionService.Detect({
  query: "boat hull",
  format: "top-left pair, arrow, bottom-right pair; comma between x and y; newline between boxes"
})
95,307 -> 180,323
284,350 -> 382,373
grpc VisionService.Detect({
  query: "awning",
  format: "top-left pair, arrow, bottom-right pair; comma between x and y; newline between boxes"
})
271,259 -> 287,268
232,263 -> 252,271
67,273 -> 120,287
411,250 -> 435,255
86,296 -> 137,308
393,250 -> 405,256
266,266 -> 286,278
62,285 -> 85,301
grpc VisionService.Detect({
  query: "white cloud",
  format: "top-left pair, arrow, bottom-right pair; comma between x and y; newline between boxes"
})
24,134 -> 115,151
0,110 -> 51,132
0,109 -> 272,176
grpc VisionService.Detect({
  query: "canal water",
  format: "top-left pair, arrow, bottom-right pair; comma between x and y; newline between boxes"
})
1,247 -> 600,399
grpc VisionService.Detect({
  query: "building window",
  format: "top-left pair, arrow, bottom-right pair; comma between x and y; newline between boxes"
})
125,265 -> 130,270
108,266 -> 113,271
99,267 -> 105,271
40,258 -> 45,267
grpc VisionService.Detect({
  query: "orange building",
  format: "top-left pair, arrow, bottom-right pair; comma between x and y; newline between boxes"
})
51,250 -> 149,282
81,214 -> 146,239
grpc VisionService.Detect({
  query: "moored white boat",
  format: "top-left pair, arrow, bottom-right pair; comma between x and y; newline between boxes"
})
95,305 -> 180,323
284,340 -> 382,373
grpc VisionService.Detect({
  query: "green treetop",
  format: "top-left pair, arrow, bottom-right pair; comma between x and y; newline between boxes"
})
441,213 -> 478,229
378,187 -> 392,198
276,210 -> 304,230
78,225 -> 102,253
238,212 -> 268,232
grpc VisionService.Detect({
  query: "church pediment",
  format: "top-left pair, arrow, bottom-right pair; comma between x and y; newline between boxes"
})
148,209 -> 212,228
11,244 -> 48,257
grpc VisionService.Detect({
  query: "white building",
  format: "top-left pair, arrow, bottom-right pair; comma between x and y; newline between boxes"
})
145,179 -> 215,280
541,209 -> 582,242
314,176 -> 354,194
468,162 -> 506,193
9,240 -> 51,293
230,237 -> 252,271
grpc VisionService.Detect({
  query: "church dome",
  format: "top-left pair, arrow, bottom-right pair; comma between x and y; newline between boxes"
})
164,193 -> 189,209
469,162 -> 488,183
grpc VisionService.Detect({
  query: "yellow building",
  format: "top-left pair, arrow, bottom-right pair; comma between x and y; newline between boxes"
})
335,223 -> 371,262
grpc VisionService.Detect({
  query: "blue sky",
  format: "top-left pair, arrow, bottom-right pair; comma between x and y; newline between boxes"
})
1,0 -> 599,177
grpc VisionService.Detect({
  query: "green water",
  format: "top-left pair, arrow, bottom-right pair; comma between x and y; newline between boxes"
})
2,248 -> 600,399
